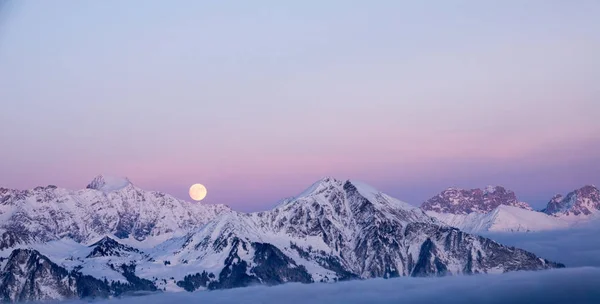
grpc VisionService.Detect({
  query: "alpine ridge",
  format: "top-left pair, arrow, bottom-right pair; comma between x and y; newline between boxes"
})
0,177 -> 565,302
0,175 -> 231,250
542,185 -> 600,217
421,186 -> 532,214
424,185 -> 600,233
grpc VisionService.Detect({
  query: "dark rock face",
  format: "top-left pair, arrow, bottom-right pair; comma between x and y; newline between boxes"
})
87,236 -> 144,258
542,185 -> 600,216
208,238 -> 259,290
543,194 -> 565,215
421,186 -> 532,214
177,271 -> 212,292
205,239 -> 312,290
249,242 -> 312,285
290,242 -> 358,281
0,249 -> 110,302
411,238 -> 448,277
109,264 -> 157,296
403,223 -> 564,276
0,249 -> 158,302
0,230 -> 31,251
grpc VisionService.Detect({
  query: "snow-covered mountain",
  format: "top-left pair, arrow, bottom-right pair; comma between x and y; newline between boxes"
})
426,205 -> 571,233
0,175 -> 231,250
0,246 -> 158,302
425,185 -> 600,233
421,186 -> 532,214
542,185 -> 600,217
0,177 -> 565,302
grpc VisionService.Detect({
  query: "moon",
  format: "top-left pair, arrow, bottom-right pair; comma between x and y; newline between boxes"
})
189,183 -> 207,201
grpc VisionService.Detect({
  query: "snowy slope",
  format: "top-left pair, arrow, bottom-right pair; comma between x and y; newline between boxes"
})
427,205 -> 571,233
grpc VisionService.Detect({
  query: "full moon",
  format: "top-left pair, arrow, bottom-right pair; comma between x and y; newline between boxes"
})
189,183 -> 207,201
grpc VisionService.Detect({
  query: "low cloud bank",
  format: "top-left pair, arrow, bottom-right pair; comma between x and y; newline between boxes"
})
483,223 -> 600,267
69,267 -> 600,304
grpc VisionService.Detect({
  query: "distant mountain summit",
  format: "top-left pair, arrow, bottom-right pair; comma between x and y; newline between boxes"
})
0,175 -> 231,250
86,174 -> 132,192
543,185 -> 600,217
425,185 -> 600,233
421,186 -> 532,214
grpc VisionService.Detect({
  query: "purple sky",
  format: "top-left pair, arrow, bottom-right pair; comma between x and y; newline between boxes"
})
0,1 -> 599,211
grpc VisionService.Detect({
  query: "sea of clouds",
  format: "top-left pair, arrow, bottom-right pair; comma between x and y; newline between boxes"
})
484,221 -> 600,268
67,224 -> 600,304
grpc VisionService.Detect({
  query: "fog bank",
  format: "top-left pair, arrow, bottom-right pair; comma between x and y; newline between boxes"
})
69,267 -> 600,304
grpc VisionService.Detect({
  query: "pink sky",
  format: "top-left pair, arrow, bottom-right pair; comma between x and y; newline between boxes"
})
0,1 -> 598,211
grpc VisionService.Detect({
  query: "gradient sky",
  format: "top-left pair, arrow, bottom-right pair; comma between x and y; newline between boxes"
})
1,1 -> 599,211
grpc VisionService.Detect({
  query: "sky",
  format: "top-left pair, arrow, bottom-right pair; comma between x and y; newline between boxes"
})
0,1 -> 599,211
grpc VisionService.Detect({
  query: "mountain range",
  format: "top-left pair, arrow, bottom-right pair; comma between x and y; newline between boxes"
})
422,185 -> 600,233
0,175 -> 230,250
0,175 -> 582,302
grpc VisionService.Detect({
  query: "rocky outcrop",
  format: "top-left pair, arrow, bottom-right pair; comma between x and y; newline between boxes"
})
0,249 -> 158,302
542,185 -> 600,216
421,186 -> 532,214
87,236 -> 145,258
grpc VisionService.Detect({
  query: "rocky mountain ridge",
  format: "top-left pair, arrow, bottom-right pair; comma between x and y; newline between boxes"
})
0,175 -> 231,250
542,185 -> 599,217
421,186 -> 532,214
0,177 -> 566,302
424,185 -> 600,233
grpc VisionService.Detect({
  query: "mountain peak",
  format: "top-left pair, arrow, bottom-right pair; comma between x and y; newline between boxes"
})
316,176 -> 344,186
484,185 -> 504,194
89,235 -> 119,247
421,186 -> 532,214
543,185 -> 600,216
87,235 -> 143,258
86,175 -> 132,192
578,184 -> 598,193
295,176 -> 345,198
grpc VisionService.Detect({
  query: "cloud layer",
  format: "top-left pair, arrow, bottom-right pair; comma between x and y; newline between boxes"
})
484,223 -> 600,268
74,267 -> 600,304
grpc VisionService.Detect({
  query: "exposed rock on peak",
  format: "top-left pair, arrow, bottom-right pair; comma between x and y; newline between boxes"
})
0,249 -> 111,302
87,236 -> 145,258
86,175 -> 132,192
543,185 -> 600,216
294,177 -> 345,199
421,186 -> 532,214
